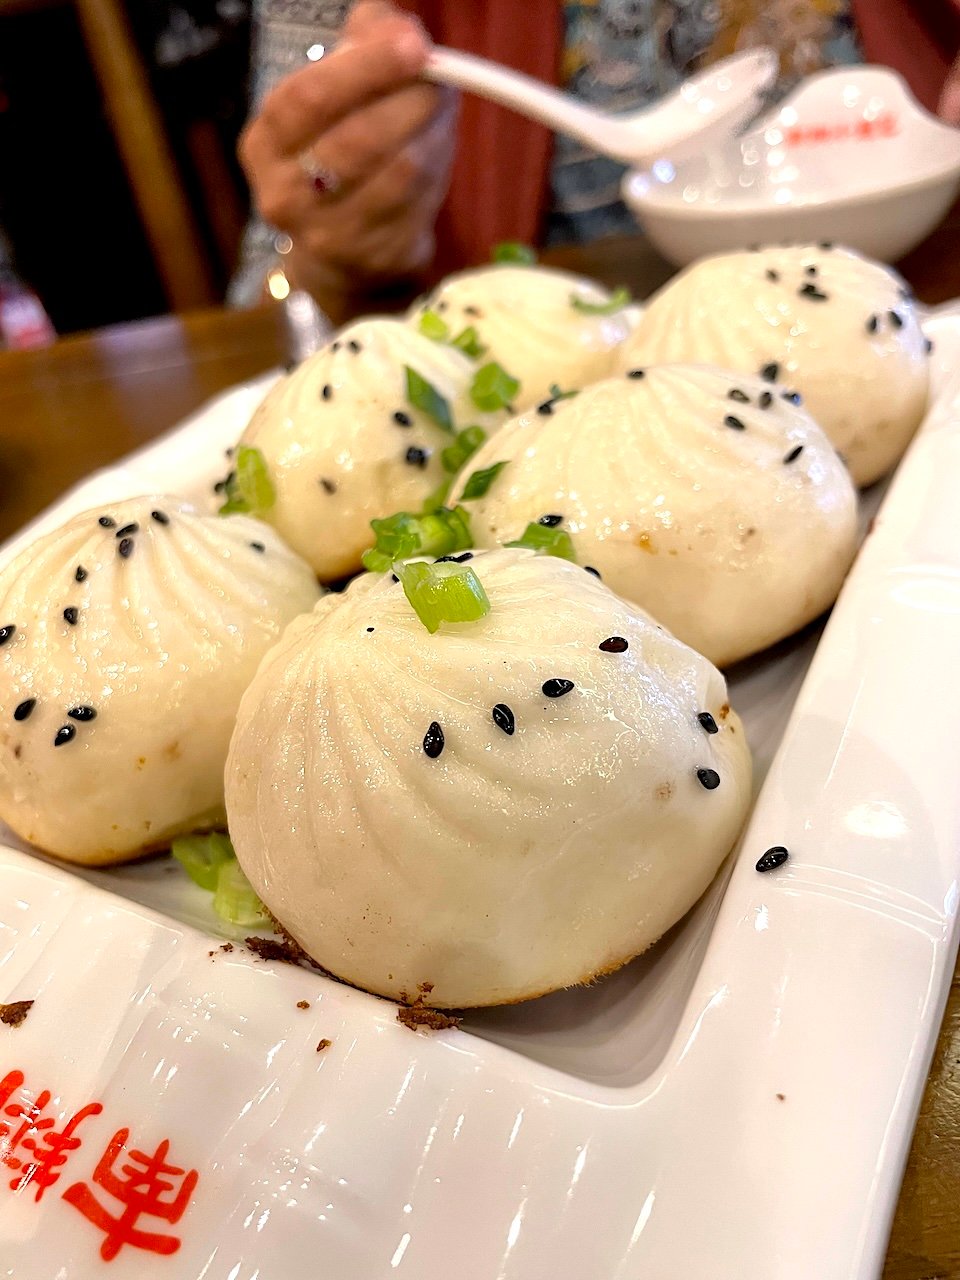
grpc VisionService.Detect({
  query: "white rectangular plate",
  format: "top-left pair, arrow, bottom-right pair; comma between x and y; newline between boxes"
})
2,311 -> 960,1279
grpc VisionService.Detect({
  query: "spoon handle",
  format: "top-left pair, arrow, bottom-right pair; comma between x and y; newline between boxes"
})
424,47 -> 618,157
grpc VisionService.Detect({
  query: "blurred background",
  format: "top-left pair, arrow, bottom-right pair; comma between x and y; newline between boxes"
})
0,0 -> 253,340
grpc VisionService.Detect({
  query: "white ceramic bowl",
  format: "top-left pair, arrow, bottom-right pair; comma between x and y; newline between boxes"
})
623,65 -> 960,267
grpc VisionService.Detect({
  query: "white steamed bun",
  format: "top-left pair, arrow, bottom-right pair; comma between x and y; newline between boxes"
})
411,264 -> 638,410
0,497 -> 320,865
619,244 -> 929,486
238,317 -> 504,581
225,549 -> 752,1008
451,365 -> 858,667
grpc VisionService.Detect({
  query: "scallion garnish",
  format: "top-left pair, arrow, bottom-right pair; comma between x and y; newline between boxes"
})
172,832 -> 270,929
421,478 -> 452,513
451,326 -> 487,359
218,445 -> 276,516
418,308 -> 450,342
461,460 -> 508,500
441,425 -> 487,474
570,285 -> 632,315
470,361 -> 520,413
492,241 -> 537,265
212,858 -> 271,928
361,505 -> 473,573
395,559 -> 490,634
172,831 -> 235,892
505,521 -> 577,561
405,366 -> 454,433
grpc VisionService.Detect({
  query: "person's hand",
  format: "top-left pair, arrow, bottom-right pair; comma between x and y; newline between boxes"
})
239,1 -> 457,318
938,50 -> 960,125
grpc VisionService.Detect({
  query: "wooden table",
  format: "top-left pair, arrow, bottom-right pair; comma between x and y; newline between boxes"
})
2,233 -> 960,1278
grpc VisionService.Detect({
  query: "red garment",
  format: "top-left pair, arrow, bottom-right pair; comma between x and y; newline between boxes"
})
397,0 -> 562,273
853,0 -> 960,112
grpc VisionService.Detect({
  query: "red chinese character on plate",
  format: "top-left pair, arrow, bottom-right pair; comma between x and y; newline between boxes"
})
63,1127 -> 199,1261
0,1069 -> 104,1201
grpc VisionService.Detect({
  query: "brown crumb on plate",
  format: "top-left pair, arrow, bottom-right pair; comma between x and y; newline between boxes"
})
316,1038 -> 332,1053
296,1000 -> 310,1010
776,1093 -> 786,1101
0,1000 -> 34,1028
397,1006 -> 462,1032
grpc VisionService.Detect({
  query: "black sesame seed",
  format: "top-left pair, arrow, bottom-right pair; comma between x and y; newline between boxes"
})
321,384 -> 333,401
627,368 -> 646,379
492,703 -> 515,735
405,445 -> 430,468
599,635 -> 628,653
115,523 -> 139,538
697,711 -> 719,734
13,699 -> 35,722
542,678 -> 574,698
393,410 -> 413,427
423,721 -> 444,758
464,305 -> 481,317
63,607 -> 79,626
798,282 -> 828,301
98,516 -> 116,528
783,444 -> 804,464
723,414 -> 746,431
781,390 -> 803,406
888,310 -> 903,329
320,478 -> 337,494
758,390 -> 773,409
75,566 -> 87,583
391,574 -> 399,583
347,339 -> 361,353
728,388 -> 750,404
756,845 -> 789,873
331,341 -> 341,352
67,705 -> 96,722
366,626 -> 374,632
760,362 -> 780,382
584,565 -> 601,579
804,264 -> 818,277
213,479 -> 227,494
925,337 -> 934,354
150,510 -> 169,525
536,400 -> 555,415
765,269 -> 780,283
819,241 -> 833,249
866,314 -> 879,334
436,301 -> 448,313
696,767 -> 720,790
538,514 -> 563,527
434,551 -> 474,564
118,538 -> 134,559
0,625 -> 15,646
54,725 -> 76,747
250,541 -> 265,553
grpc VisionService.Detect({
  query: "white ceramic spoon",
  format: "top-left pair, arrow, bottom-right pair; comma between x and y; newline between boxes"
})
423,46 -> 778,167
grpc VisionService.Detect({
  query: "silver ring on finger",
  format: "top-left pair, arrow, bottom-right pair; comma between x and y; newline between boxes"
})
298,152 -> 342,198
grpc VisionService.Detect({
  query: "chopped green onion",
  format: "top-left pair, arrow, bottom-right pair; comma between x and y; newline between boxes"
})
470,361 -> 520,413
505,521 -> 577,561
361,505 -> 473,572
421,478 -> 452,514
171,832 -> 235,892
405,366 -> 454,433
569,286 -> 632,315
418,308 -> 450,342
492,241 -> 538,265
441,425 -> 487,474
548,384 -> 579,402
213,858 -> 271,928
218,445 -> 276,516
461,460 -> 508,500
451,326 -> 486,359
395,560 -> 490,634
